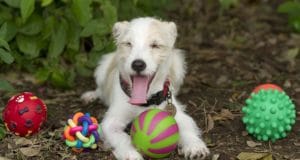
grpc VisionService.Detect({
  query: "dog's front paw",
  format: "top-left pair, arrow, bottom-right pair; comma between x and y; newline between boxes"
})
178,140 -> 210,160
113,148 -> 144,160
81,91 -> 98,103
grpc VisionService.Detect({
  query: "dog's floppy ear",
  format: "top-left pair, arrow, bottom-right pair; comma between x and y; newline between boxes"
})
112,21 -> 129,41
165,22 -> 177,47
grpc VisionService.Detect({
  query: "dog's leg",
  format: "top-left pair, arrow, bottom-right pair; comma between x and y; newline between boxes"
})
81,88 -> 101,103
173,98 -> 210,159
102,111 -> 143,160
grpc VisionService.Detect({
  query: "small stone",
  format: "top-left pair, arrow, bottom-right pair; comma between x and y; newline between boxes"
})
294,88 -> 300,92
7,143 -> 12,149
242,131 -> 248,136
283,155 -> 290,159
246,140 -> 262,148
212,154 -> 220,160
283,80 -> 292,88
274,145 -> 282,150
294,142 -> 300,146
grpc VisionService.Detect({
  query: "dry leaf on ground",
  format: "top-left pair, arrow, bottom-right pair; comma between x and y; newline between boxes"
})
212,109 -> 235,121
206,114 -> 214,133
0,157 -> 12,160
14,137 -> 33,146
237,152 -> 272,160
19,147 -> 40,157
212,154 -> 220,160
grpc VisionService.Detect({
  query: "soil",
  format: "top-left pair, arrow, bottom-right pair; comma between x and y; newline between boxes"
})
0,0 -> 299,160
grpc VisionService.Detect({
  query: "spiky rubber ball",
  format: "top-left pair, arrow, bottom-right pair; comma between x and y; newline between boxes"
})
242,89 -> 296,142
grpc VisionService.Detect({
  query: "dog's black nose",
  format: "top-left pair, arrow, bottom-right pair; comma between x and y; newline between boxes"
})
132,59 -> 146,72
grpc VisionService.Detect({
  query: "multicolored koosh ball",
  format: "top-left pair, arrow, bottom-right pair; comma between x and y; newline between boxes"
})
2,92 -> 47,137
242,84 -> 296,142
130,109 -> 179,158
63,112 -> 102,152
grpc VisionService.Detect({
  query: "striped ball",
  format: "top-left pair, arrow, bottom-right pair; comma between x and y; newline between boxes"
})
130,109 -> 179,158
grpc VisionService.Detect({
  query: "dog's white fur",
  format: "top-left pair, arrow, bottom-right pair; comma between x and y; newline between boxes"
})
81,17 -> 209,160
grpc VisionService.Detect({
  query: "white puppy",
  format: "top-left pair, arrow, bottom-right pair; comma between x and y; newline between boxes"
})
81,17 -> 209,160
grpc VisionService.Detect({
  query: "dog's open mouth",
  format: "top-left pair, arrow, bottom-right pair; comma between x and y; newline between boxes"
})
129,75 -> 153,105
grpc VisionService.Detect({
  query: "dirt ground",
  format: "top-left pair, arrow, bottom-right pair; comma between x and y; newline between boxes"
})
0,1 -> 300,160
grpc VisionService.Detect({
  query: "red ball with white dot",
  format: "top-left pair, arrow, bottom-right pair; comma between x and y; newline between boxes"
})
2,92 -> 47,137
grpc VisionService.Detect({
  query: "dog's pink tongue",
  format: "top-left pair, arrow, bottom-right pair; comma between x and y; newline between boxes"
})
129,76 -> 149,105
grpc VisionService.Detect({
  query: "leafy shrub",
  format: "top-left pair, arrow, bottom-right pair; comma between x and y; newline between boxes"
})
278,0 -> 300,32
219,0 -> 239,11
0,0 -> 173,89
0,115 -> 5,140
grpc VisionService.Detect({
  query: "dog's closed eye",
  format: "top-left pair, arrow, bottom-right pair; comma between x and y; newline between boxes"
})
150,42 -> 163,49
121,41 -> 132,48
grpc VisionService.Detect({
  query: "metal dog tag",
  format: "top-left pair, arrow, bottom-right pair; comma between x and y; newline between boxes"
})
165,103 -> 176,117
165,91 -> 176,116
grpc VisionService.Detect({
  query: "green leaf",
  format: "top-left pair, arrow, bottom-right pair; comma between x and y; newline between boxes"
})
0,6 -> 13,24
133,0 -> 138,5
67,21 -> 81,51
92,35 -> 105,51
41,0 -> 53,7
35,67 -> 51,83
67,69 -> 75,87
50,69 -> 66,88
87,51 -> 102,67
48,20 -> 67,58
278,1 -> 300,16
50,68 -> 74,89
101,0 -> 117,27
20,0 -> 35,23
0,115 -> 6,140
81,19 -> 111,37
4,0 -> 20,8
16,35 -> 42,58
75,54 -> 92,76
76,63 -> 92,77
292,18 -> 300,32
0,22 -> 17,42
0,48 -> 14,64
0,126 -> 6,140
278,1 -> 300,32
0,79 -> 15,92
219,0 -> 239,11
42,16 -> 55,40
19,14 -> 43,35
71,0 -> 92,26
0,38 -> 10,51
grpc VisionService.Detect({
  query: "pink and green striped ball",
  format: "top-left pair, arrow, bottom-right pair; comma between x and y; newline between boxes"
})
130,109 -> 179,159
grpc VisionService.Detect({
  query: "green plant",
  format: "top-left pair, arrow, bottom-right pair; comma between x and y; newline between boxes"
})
0,114 -> 6,140
278,0 -> 300,32
0,79 -> 15,92
218,0 -> 239,11
0,0 -> 173,88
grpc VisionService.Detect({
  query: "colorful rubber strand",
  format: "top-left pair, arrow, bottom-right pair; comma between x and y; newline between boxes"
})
63,112 -> 101,151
